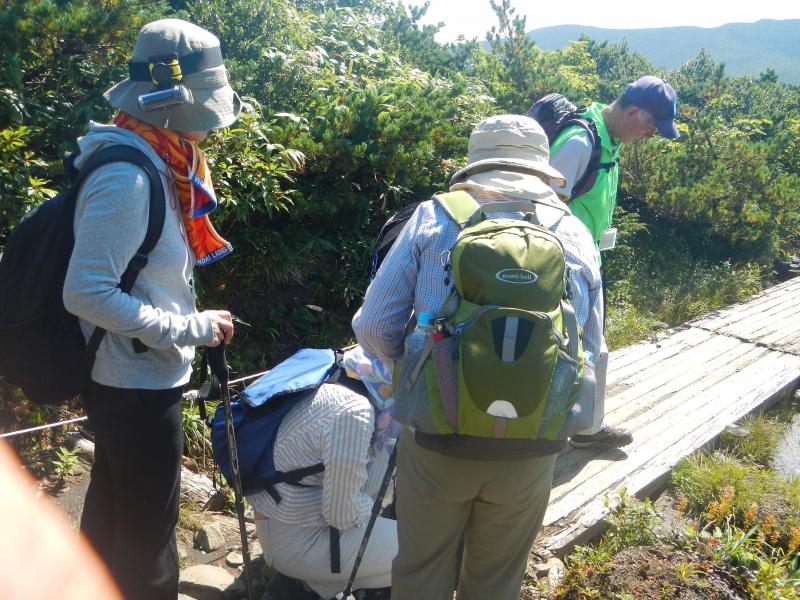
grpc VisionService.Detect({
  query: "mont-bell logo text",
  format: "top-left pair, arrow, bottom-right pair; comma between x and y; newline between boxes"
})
495,268 -> 538,284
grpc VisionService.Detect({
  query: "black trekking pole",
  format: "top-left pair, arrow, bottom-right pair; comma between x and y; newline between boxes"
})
337,441 -> 399,600
207,344 -> 255,600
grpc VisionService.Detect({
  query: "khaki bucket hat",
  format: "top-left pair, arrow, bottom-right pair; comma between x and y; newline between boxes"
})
104,19 -> 241,131
450,115 -> 565,188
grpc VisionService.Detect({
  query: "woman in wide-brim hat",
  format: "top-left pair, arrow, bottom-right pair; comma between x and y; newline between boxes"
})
63,19 -> 239,600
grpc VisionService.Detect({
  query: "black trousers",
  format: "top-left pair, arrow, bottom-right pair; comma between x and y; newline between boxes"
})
81,381 -> 184,600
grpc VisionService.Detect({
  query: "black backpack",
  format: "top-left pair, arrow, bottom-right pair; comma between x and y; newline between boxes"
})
527,93 -> 618,200
369,201 -> 420,280
0,145 -> 166,404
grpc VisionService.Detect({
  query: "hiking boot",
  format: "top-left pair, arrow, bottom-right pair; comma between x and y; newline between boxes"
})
569,426 -> 633,449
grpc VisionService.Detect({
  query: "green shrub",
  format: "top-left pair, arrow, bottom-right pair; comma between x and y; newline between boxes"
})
0,125 -> 55,242
182,402 -> 213,468
2,0 -> 797,378
600,489 -> 661,554
690,521 -> 800,600
51,446 -> 79,479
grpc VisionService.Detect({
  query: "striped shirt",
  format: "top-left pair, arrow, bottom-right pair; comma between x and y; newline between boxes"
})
247,383 -> 389,530
352,174 -> 604,366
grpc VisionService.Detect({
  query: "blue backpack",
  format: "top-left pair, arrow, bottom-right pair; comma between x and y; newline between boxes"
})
211,348 -> 355,500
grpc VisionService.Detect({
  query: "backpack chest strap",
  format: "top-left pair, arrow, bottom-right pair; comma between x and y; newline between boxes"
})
244,462 -> 325,504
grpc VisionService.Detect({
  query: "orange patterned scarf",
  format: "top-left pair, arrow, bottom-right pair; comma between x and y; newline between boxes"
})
113,112 -> 232,266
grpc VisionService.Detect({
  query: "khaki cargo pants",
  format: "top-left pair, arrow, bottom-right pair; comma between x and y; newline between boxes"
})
392,428 -> 557,600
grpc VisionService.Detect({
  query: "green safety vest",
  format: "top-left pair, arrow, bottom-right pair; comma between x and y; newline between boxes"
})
550,102 -> 620,250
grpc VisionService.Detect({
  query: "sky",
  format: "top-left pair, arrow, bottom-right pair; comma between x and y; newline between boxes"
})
406,0 -> 800,43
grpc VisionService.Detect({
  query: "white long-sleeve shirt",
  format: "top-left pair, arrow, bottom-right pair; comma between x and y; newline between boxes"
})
247,383 -> 388,530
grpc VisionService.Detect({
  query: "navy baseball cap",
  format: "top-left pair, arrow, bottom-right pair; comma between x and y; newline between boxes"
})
622,76 -> 679,139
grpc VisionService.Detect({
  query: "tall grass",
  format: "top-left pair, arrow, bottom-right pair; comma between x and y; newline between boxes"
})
604,206 -> 766,350
673,448 -> 800,553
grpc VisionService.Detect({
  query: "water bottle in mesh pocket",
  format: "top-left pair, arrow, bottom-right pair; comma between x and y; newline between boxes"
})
537,350 -> 579,439
564,359 -> 596,436
431,335 -> 459,429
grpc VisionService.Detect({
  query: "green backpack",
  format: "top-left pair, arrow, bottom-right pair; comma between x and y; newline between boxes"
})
393,191 -> 592,458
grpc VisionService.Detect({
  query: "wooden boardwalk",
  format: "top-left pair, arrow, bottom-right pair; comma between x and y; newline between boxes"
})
534,277 -> 800,558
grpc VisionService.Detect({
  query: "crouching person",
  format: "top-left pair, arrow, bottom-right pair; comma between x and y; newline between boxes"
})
248,381 -> 397,599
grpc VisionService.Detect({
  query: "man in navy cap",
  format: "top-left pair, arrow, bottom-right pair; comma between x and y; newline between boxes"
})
547,75 -> 679,450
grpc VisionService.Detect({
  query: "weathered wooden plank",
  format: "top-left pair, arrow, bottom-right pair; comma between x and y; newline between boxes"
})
607,302 -> 798,415
601,341 -> 766,437
543,355 -> 798,538
531,279 -> 800,558
603,331 -> 748,417
691,289 -> 796,332
691,279 -> 800,331
606,327 -> 713,387
537,348 -> 800,555
720,317 -> 800,348
699,300 -> 797,340
753,327 -> 800,356
553,297 -> 800,502
713,300 -> 800,340
772,336 -> 800,356
607,326 -> 710,373
549,350 -> 799,519
554,348 -> 800,508
549,340 -> 773,500
691,292 -> 788,328
609,328 -> 733,388
608,336 -> 759,412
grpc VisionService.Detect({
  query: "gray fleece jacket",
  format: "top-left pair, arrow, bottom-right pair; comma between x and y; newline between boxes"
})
63,123 -> 214,389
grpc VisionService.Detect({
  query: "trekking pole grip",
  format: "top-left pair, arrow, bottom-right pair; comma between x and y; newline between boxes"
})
207,344 -> 229,387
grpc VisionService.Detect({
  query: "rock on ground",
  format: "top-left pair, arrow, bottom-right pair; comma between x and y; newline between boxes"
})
195,522 -> 227,552
179,564 -> 245,600
226,551 -> 244,567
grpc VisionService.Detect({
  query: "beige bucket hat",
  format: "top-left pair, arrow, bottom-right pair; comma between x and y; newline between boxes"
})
450,114 -> 565,188
104,19 -> 241,131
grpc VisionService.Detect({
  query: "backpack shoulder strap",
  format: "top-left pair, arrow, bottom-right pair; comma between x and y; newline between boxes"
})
433,191 -> 480,227
564,115 -> 618,200
555,116 -> 597,152
78,145 -> 167,279
78,145 -> 167,357
560,299 -> 581,361
552,114 -> 594,145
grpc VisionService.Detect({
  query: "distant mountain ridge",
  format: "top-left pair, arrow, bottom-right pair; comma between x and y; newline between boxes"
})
527,19 -> 800,85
